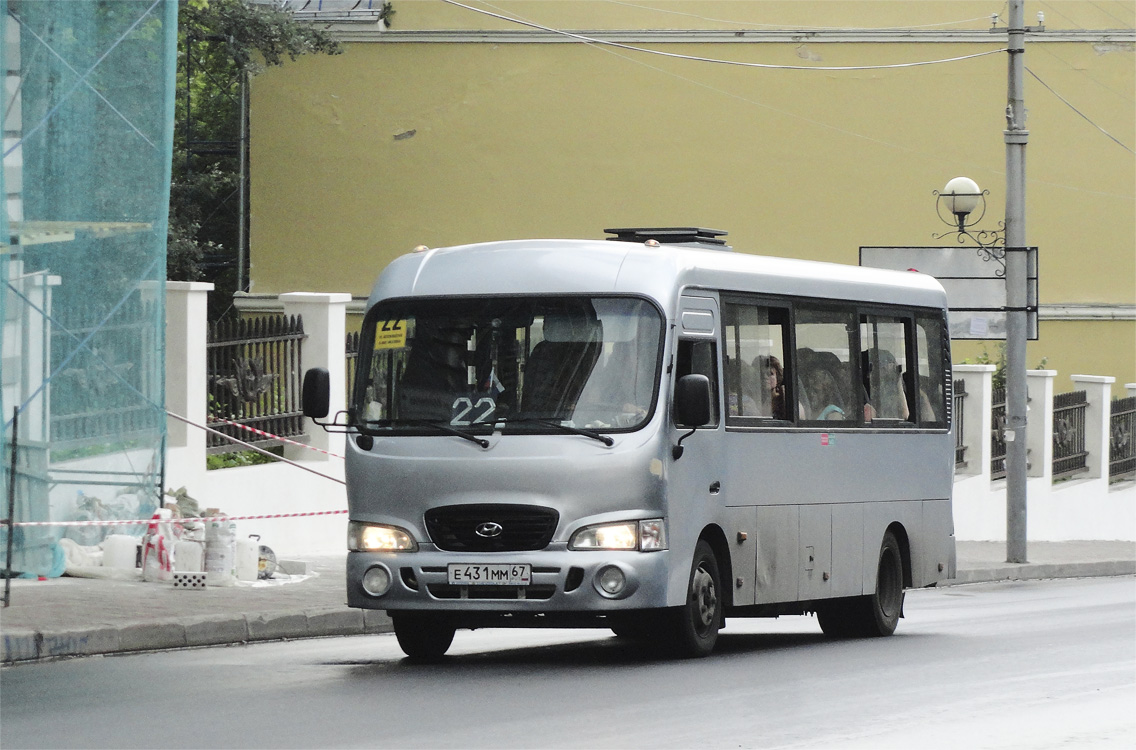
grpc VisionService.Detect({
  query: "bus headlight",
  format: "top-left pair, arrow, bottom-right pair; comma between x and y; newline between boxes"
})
348,521 -> 418,552
569,519 -> 666,551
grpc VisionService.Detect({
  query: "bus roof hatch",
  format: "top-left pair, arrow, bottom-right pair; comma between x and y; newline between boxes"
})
604,227 -> 731,250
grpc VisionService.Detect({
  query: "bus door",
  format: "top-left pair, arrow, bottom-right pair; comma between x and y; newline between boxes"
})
670,295 -> 749,599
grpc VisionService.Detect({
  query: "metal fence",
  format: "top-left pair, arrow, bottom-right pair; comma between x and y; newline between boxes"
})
345,330 -> 360,398
1052,390 -> 1088,480
990,387 -> 1006,480
953,378 -> 967,470
1110,395 -> 1136,480
206,315 -> 306,454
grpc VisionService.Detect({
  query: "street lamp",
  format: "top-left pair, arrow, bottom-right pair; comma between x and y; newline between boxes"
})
937,176 -> 984,232
933,177 -> 1006,273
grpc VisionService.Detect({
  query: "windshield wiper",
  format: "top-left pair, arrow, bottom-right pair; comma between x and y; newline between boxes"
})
362,419 -> 490,448
496,417 -> 614,446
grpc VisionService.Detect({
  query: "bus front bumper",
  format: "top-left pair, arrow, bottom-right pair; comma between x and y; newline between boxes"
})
346,545 -> 675,614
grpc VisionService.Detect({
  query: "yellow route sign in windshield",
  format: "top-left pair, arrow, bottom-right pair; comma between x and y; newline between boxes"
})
374,319 -> 407,349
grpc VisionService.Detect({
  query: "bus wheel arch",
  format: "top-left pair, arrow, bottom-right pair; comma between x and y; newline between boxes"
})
886,521 -> 913,590
698,525 -> 733,611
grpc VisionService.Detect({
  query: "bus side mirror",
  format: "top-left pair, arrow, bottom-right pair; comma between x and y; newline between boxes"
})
672,374 -> 711,460
302,367 -> 331,419
674,374 -> 712,427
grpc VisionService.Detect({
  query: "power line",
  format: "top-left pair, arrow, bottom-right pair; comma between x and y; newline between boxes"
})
1026,66 -> 1135,154
441,0 -> 1008,72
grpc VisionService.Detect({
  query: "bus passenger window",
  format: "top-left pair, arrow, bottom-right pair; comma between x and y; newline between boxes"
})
860,315 -> 913,424
795,308 -> 857,422
916,315 -> 948,427
722,302 -> 790,422
675,339 -> 719,427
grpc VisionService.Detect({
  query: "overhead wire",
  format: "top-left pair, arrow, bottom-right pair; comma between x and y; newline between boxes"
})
440,0 -> 1008,71
1025,66 -> 1135,154
461,0 -> 1132,199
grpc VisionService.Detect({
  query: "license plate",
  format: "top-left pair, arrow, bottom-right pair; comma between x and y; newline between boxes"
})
447,563 -> 531,586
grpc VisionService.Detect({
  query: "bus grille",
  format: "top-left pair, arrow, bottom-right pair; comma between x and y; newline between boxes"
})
426,584 -> 557,600
424,504 -> 559,552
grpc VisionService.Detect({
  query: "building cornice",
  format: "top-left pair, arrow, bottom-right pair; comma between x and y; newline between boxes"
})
323,27 -> 1136,45
233,294 -> 1135,322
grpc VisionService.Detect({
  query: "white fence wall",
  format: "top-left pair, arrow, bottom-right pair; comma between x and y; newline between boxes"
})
165,287 -> 1136,557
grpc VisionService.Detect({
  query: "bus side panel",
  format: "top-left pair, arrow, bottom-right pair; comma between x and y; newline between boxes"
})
919,499 -> 956,586
830,502 -> 865,598
861,500 -> 922,594
798,504 -> 832,601
754,505 -> 799,605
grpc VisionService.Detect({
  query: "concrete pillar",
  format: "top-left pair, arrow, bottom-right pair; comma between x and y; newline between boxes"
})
279,292 -> 351,460
1025,370 -> 1056,480
1070,374 -> 1116,480
953,365 -> 995,479
165,281 -> 213,450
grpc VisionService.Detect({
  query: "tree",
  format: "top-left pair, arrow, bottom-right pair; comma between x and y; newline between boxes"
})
170,0 -> 345,316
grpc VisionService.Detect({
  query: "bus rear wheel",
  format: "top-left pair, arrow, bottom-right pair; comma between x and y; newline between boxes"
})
392,613 -> 456,660
665,540 -> 722,658
818,530 -> 904,639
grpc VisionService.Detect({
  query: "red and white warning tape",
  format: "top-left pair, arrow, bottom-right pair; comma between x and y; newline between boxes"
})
165,411 -> 346,486
214,418 -> 345,460
6,509 -> 348,528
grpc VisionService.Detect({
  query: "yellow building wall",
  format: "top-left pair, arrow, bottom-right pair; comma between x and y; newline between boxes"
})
248,1 -> 1135,388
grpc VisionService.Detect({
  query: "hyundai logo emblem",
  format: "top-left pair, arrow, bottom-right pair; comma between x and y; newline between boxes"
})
475,521 -> 504,538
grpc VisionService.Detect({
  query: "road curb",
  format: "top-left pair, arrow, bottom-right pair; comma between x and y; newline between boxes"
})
945,560 -> 1136,585
2,607 -> 394,664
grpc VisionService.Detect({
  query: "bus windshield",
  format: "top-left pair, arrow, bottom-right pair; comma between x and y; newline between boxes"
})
355,296 -> 664,434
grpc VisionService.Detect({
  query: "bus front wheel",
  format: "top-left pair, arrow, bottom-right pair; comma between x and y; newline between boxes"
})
392,613 -> 456,660
666,540 -> 722,658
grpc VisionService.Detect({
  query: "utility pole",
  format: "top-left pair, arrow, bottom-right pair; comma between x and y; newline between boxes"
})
1004,0 -> 1029,563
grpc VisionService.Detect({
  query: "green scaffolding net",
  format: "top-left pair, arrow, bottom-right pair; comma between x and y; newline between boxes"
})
2,0 -> 175,576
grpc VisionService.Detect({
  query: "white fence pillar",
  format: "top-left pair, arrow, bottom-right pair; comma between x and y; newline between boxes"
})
165,282 -> 213,449
279,292 -> 351,461
1026,370 -> 1056,481
165,281 -> 213,494
954,364 -> 995,479
1070,374 -> 1116,480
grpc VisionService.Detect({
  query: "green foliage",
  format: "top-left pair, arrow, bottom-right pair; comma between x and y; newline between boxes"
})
206,445 -> 282,470
182,0 -> 344,75
961,343 -> 1049,392
169,0 -> 343,302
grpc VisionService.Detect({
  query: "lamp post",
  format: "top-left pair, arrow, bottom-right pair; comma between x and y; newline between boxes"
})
932,0 -> 1031,564
935,172 -> 1028,565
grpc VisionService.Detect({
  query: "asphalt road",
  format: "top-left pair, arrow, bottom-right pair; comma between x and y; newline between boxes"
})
1,577 -> 1133,750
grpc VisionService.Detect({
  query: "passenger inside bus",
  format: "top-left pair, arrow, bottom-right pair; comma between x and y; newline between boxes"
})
799,349 -> 850,420
753,354 -> 788,420
862,349 -> 910,421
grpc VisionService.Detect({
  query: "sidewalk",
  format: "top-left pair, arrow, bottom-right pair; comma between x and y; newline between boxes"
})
2,541 -> 1133,664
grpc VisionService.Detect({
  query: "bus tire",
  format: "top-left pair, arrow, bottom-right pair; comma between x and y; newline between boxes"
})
393,613 -> 456,660
865,530 -> 904,637
666,540 -> 722,658
818,531 -> 904,639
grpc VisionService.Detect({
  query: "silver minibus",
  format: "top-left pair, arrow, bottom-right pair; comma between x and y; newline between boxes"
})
303,228 -> 956,658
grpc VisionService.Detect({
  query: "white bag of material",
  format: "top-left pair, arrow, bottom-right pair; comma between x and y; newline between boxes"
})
204,517 -> 236,586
